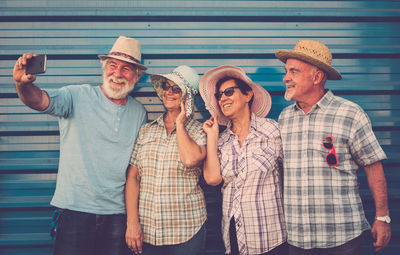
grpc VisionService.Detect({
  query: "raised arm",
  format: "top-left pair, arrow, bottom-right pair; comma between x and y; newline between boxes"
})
176,100 -> 206,168
202,115 -> 222,186
364,161 -> 391,252
13,53 -> 50,111
125,164 -> 143,254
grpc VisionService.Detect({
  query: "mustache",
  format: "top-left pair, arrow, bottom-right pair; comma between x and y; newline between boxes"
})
108,75 -> 128,85
285,81 -> 296,87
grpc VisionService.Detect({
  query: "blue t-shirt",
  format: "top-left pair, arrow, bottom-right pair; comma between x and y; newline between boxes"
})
43,84 -> 147,214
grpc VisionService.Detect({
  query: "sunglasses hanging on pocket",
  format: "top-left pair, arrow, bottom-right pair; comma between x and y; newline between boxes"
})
322,134 -> 338,167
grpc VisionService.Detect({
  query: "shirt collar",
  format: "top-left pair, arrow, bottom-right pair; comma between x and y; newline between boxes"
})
220,112 -> 257,144
291,89 -> 334,112
249,112 -> 258,132
151,113 -> 166,127
316,89 -> 334,112
150,112 -> 195,128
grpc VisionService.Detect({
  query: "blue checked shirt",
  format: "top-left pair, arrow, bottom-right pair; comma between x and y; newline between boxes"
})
278,90 -> 387,249
219,114 -> 286,254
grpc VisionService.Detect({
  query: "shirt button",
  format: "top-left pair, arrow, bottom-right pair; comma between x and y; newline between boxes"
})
117,117 -> 120,121
114,128 -> 118,132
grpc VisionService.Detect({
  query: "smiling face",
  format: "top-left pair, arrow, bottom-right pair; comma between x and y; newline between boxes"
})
217,79 -> 253,120
162,79 -> 183,111
283,58 -> 318,102
102,58 -> 139,99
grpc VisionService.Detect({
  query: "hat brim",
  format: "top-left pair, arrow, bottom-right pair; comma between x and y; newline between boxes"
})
199,65 -> 271,126
150,74 -> 188,101
98,55 -> 147,70
275,50 -> 342,80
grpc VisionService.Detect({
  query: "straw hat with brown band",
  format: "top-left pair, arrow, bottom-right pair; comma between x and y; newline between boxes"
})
275,40 -> 342,80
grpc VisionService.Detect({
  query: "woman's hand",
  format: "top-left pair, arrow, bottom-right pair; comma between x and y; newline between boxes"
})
176,98 -> 188,127
125,221 -> 143,254
203,115 -> 219,137
202,115 -> 222,185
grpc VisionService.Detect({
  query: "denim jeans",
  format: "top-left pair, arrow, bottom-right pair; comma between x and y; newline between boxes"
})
288,233 -> 364,255
140,224 -> 206,255
53,208 -> 130,255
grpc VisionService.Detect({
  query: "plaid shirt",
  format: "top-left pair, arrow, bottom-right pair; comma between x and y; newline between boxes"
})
130,114 -> 207,245
278,90 -> 387,249
219,114 -> 286,255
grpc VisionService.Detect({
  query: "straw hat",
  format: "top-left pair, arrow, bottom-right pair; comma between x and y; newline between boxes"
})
99,36 -> 147,70
150,65 -> 200,117
199,65 -> 271,126
275,40 -> 341,80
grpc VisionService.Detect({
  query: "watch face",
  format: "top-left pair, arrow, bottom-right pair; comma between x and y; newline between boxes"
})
384,216 -> 391,223
376,216 -> 391,223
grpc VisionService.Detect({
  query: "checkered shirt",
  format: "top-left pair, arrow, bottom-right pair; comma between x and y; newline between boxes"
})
219,114 -> 286,255
278,90 -> 387,249
130,114 -> 207,245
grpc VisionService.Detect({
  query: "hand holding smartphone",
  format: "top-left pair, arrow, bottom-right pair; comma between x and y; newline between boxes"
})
26,55 -> 47,75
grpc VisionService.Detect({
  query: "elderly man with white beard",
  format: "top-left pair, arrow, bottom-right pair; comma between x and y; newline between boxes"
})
13,36 -> 147,255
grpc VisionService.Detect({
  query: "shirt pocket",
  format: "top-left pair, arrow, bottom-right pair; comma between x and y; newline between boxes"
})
219,147 -> 239,181
135,136 -> 159,171
250,146 -> 278,176
316,133 -> 351,170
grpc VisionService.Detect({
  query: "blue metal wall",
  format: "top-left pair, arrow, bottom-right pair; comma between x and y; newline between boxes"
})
1,1 -> 399,254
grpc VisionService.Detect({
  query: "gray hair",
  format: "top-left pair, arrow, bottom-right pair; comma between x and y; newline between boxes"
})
100,58 -> 144,76
311,66 -> 327,84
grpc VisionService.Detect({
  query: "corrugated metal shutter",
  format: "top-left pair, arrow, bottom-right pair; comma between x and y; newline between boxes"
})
1,1 -> 399,254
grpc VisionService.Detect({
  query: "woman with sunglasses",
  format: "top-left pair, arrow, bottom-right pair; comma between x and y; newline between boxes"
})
125,65 -> 207,255
199,65 -> 287,255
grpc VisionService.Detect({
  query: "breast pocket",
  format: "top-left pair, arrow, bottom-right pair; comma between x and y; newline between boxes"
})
135,136 -> 159,170
317,133 -> 351,170
219,146 -> 239,180
250,146 -> 279,175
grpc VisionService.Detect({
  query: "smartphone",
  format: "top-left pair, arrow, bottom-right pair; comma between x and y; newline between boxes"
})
26,55 -> 47,75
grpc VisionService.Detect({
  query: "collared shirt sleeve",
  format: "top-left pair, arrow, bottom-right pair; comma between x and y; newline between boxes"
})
349,108 -> 387,166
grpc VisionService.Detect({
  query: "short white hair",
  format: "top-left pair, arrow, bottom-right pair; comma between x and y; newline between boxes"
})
311,66 -> 327,84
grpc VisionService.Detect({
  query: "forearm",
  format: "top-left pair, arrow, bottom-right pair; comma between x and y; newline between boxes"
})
203,133 -> 222,186
176,123 -> 206,167
125,165 -> 140,225
15,81 -> 50,111
364,161 -> 389,216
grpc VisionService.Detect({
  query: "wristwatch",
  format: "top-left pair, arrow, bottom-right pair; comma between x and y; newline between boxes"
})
375,216 -> 391,224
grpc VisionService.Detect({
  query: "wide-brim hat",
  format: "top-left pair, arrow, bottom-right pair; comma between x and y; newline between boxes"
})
98,36 -> 147,70
199,65 -> 272,126
150,65 -> 200,117
275,40 -> 341,80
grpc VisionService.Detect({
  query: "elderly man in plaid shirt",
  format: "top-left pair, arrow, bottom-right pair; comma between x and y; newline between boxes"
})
275,40 -> 391,255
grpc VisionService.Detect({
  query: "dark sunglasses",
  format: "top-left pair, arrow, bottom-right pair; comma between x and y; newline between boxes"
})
215,86 -> 240,101
322,134 -> 338,167
162,82 -> 181,94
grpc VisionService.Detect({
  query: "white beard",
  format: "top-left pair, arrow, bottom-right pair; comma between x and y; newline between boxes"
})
102,75 -> 135,99
284,90 -> 295,101
284,82 -> 296,101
